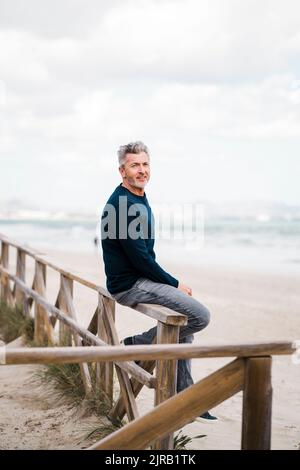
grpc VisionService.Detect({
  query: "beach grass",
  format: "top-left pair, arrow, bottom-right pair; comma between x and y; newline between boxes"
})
36,361 -> 114,418
36,361 -> 126,445
173,429 -> 206,449
79,424 -> 206,449
0,301 -> 34,344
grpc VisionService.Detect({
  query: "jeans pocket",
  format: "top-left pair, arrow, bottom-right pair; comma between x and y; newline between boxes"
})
134,278 -> 148,289
113,290 -> 128,301
113,289 -> 135,306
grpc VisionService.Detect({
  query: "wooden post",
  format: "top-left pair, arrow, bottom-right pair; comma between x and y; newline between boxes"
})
34,261 -> 44,344
15,248 -> 26,308
0,241 -> 9,304
152,322 -> 180,450
242,356 -> 273,450
60,275 -> 93,396
90,358 -> 245,450
102,296 -> 139,422
110,357 -> 156,422
34,261 -> 54,345
58,276 -> 73,346
96,295 -> 114,404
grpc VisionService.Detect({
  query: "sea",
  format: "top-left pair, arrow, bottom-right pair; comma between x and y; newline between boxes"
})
1,215 -> 300,275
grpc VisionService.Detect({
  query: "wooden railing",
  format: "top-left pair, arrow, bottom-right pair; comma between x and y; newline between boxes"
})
0,234 -> 297,450
0,342 -> 296,450
0,233 -> 187,449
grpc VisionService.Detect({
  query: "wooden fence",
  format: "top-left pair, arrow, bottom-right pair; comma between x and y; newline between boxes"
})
0,233 -> 297,450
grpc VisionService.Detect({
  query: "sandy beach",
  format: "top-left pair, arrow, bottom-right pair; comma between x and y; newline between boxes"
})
1,247 -> 300,450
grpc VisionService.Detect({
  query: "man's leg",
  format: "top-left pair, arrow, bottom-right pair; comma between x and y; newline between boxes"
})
176,335 -> 194,393
113,278 -> 210,391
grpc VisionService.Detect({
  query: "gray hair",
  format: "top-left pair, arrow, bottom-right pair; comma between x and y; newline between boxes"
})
117,141 -> 150,167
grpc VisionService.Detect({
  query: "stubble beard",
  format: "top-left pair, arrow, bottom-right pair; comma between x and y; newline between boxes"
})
126,175 -> 149,189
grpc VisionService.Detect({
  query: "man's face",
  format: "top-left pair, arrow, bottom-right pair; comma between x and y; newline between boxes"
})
119,151 -> 150,189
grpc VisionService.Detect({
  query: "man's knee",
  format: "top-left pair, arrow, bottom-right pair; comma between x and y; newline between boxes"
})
202,307 -> 211,328
193,305 -> 210,331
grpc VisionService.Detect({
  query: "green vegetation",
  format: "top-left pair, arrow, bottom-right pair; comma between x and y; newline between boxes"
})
0,301 -> 205,449
36,361 -> 124,445
173,429 -> 206,450
36,362 -> 115,417
0,301 -> 34,343
80,418 -> 123,444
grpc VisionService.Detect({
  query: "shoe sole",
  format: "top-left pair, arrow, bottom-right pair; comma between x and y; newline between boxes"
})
194,417 -> 218,424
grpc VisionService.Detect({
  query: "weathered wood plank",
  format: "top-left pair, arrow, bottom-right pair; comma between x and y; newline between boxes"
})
110,359 -> 156,421
133,303 -> 187,326
0,236 -> 189,331
153,322 -> 179,450
96,295 -> 114,403
61,275 -> 93,395
0,293 -> 295,362
102,296 -> 139,421
0,242 -> 9,304
58,287 -> 72,346
15,249 -> 26,307
89,358 -> 245,450
0,233 -> 111,298
33,264 -> 45,344
242,356 -> 273,450
34,262 -> 54,345
26,277 -> 35,312
0,233 -> 43,257
96,298 -> 106,394
103,298 -> 115,403
87,307 -> 99,335
35,255 -> 111,298
3,343 -> 295,366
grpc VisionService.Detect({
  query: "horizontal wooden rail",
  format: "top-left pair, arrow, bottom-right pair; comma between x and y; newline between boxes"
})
89,359 -> 245,450
0,232 -> 111,297
36,255 -> 111,297
0,234 -> 186,323
0,233 -> 44,258
133,303 -> 187,326
0,341 -> 295,365
1,233 -> 294,450
0,267 -> 155,387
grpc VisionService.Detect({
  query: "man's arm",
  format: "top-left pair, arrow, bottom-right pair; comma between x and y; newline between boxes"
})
119,235 -> 179,287
178,282 -> 192,296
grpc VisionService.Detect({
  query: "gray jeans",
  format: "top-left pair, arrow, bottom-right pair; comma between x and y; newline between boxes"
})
112,278 -> 210,393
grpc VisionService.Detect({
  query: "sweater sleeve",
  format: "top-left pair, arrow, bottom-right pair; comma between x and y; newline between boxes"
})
119,235 -> 179,287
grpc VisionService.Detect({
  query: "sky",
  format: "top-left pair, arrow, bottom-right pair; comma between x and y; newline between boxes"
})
0,0 -> 300,212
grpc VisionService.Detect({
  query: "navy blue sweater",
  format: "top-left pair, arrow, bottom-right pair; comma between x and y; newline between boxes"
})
101,184 -> 178,295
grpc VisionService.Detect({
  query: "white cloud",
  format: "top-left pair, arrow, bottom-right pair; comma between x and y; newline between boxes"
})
2,0 -> 300,87
0,0 -> 300,209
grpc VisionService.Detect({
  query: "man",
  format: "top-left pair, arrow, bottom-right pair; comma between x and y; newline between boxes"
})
101,141 -> 217,421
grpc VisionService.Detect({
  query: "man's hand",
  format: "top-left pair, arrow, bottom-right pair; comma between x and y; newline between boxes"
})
178,282 -> 192,296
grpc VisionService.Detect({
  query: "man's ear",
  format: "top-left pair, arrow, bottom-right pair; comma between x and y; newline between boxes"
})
119,166 -> 125,178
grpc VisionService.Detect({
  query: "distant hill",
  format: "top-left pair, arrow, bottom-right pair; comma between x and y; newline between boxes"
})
0,198 -> 299,221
